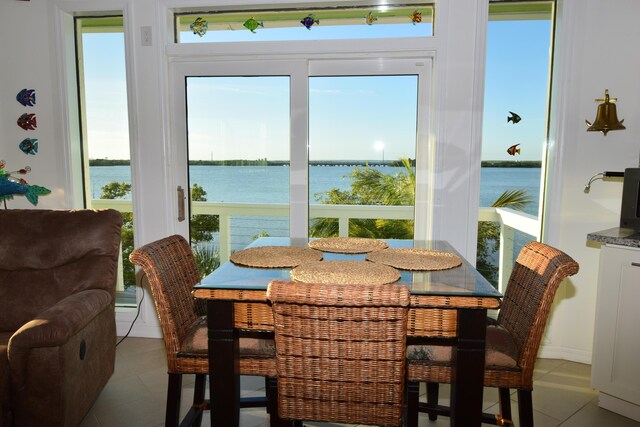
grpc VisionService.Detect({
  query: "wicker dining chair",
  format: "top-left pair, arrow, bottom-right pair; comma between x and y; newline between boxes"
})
130,235 -> 277,427
406,241 -> 579,427
266,280 -> 410,427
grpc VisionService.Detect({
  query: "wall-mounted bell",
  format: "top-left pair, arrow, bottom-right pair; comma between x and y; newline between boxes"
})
585,89 -> 626,136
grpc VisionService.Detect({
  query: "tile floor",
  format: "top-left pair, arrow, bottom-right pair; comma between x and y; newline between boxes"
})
79,337 -> 640,427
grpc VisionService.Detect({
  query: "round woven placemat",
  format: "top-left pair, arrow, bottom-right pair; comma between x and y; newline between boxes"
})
308,237 -> 388,254
365,248 -> 463,271
291,260 -> 400,285
230,246 -> 323,268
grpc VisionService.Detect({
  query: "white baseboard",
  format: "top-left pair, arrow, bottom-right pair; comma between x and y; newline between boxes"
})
598,392 -> 640,422
537,344 -> 592,365
116,318 -> 162,338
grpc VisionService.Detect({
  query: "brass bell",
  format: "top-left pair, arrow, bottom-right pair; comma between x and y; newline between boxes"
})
586,89 -> 625,136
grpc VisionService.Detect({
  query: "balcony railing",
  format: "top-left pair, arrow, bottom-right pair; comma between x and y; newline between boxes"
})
92,199 -> 539,294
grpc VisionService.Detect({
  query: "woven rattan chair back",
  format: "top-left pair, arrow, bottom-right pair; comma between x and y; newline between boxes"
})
406,242 -> 579,427
130,234 -> 201,371
497,241 -> 579,378
267,280 -> 410,427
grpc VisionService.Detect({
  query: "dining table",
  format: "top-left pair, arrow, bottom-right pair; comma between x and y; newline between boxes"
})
193,237 -> 502,426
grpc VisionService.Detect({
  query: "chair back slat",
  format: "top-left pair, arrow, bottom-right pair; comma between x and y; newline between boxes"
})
498,241 -> 579,371
267,280 -> 409,427
129,235 -> 201,366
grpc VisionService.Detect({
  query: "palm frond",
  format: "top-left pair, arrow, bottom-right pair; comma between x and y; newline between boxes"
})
491,189 -> 531,211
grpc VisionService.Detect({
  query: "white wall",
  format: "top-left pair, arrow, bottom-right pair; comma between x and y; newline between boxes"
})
2,0 -> 640,359
541,0 -> 640,362
0,0 -> 69,209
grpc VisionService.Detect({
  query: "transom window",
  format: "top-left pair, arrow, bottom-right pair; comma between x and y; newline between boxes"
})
174,3 -> 434,43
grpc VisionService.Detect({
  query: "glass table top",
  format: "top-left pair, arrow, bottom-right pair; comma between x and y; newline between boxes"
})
197,237 -> 502,298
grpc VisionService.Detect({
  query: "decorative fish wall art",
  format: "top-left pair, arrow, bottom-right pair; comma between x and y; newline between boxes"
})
19,138 -> 38,155
507,111 -> 522,124
190,17 -> 208,37
300,14 -> 319,30
507,143 -> 521,156
410,10 -> 422,25
0,162 -> 51,207
243,17 -> 264,33
16,88 -> 36,107
364,12 -> 377,25
17,113 -> 37,130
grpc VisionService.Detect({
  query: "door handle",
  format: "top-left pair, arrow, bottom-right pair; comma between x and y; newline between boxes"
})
177,186 -> 186,222
632,262 -> 640,268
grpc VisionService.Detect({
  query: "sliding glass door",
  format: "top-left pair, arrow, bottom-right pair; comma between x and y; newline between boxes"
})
170,58 -> 431,275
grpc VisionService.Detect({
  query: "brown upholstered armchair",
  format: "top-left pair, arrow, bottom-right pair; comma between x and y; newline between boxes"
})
0,209 -> 122,427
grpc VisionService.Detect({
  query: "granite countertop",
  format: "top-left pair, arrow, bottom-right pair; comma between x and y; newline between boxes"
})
587,227 -> 640,248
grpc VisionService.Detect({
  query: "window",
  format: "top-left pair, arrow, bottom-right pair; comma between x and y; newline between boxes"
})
477,1 -> 554,289
75,16 -> 135,306
185,75 -> 290,267
170,58 -> 430,266
174,3 -> 433,43
308,75 -> 418,239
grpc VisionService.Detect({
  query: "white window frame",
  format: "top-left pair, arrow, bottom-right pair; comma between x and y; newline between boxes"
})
168,56 -> 433,242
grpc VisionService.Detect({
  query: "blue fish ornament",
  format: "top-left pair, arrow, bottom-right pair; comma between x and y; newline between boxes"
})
16,88 -> 36,107
0,164 -> 50,206
19,138 -> 38,155
300,15 -> 319,30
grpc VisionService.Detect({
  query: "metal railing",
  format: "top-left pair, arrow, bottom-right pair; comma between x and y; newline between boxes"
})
92,199 -> 540,294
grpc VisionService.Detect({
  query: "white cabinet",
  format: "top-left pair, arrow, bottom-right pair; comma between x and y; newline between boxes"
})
592,244 -> 640,422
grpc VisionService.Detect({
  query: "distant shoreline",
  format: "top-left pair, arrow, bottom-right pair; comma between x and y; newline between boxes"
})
89,159 -> 542,168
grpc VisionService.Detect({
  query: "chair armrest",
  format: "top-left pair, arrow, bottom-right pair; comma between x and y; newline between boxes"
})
9,289 -> 112,351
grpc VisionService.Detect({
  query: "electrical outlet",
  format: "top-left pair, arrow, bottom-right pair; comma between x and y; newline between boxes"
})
141,26 -> 152,46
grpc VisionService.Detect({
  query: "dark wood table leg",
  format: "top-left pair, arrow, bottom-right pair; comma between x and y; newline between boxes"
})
207,299 -> 240,426
450,308 -> 488,426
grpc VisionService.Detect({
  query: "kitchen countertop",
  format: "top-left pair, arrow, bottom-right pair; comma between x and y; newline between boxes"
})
587,227 -> 640,248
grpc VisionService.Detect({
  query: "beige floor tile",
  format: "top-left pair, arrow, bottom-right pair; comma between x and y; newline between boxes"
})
532,358 -> 566,380
519,379 -> 597,421
418,382 -> 503,412
561,397 -> 640,427
92,393 -> 166,427
483,401 -> 561,427
80,338 -> 640,427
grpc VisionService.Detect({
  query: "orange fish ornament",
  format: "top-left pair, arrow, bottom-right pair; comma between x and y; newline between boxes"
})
507,144 -> 521,156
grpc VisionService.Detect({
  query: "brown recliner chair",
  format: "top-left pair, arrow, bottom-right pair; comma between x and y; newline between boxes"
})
0,209 -> 122,427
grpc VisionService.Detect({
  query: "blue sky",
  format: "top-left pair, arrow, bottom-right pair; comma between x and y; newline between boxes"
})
82,17 -> 551,162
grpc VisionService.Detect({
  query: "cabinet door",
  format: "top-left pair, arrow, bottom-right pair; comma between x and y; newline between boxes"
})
592,245 -> 640,405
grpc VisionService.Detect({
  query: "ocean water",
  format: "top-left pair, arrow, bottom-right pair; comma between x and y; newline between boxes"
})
90,165 -> 540,211
89,165 -> 541,250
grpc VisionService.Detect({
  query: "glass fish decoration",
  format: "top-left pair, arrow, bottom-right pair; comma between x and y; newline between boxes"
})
507,111 -> 522,123
190,17 -> 208,37
300,15 -> 319,30
17,113 -> 37,130
410,10 -> 422,25
16,88 -> 36,107
243,17 -> 264,33
364,12 -> 377,25
507,144 -> 521,156
19,138 -> 38,155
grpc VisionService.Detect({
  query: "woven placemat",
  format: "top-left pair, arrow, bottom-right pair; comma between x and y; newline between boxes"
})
308,237 -> 388,254
291,260 -> 400,285
230,246 -> 323,268
365,248 -> 463,271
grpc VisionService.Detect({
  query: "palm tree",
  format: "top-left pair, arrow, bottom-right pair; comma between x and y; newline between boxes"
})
309,161 -> 531,286
310,158 -> 415,238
